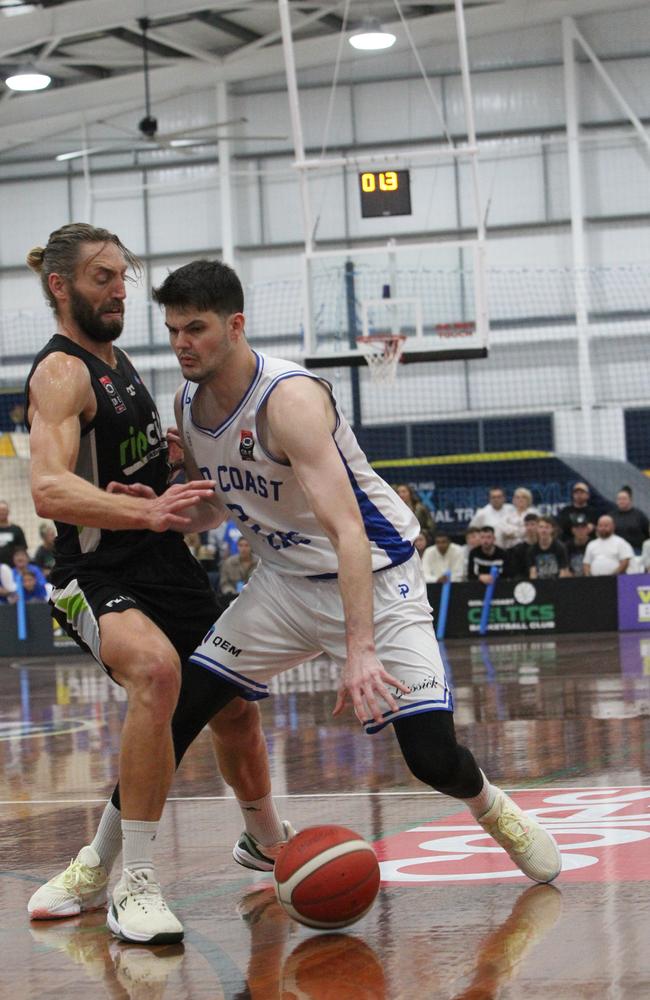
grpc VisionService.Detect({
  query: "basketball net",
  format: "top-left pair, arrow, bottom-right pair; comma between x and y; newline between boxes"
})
356,334 -> 407,383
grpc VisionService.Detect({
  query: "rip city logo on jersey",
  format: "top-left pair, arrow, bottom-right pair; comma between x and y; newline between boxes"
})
118,411 -> 165,476
240,430 -> 255,461
99,375 -> 127,414
398,583 -> 410,599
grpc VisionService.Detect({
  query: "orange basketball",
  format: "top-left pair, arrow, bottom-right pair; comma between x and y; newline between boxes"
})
273,825 -> 380,929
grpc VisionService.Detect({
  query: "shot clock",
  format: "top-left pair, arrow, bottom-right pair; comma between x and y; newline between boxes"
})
359,169 -> 411,218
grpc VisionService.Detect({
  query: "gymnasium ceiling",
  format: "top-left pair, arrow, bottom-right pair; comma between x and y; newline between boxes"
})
0,0 -> 645,160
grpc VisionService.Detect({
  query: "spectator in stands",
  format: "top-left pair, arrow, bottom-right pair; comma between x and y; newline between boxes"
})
499,487 -> 539,549
526,516 -> 569,580
565,513 -> 592,577
557,482 -> 598,543
21,569 -> 49,602
461,526 -> 481,580
611,486 -> 649,554
33,521 -> 57,580
469,487 -> 515,550
504,512 -> 539,580
219,537 -> 260,597
394,484 -> 435,541
0,561 -> 17,603
414,532 -> 430,558
421,530 -> 464,583
0,501 -> 28,565
9,545 -> 49,600
641,536 -> 650,574
467,527 -> 506,585
583,515 -> 633,576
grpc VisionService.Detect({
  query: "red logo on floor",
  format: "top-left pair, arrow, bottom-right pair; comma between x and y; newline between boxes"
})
375,787 -> 650,883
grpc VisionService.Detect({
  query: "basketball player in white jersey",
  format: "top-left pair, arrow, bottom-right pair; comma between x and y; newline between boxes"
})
106,259 -> 562,886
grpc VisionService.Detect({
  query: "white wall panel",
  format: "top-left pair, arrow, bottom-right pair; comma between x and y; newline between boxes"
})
446,67 -> 566,135
145,166 -> 220,254
545,146 -> 570,221
475,146 -> 546,227
580,58 -> 650,124
0,273 -> 45,314
485,232 -> 573,272
468,343 -> 577,411
580,9 -> 650,57
583,141 -> 650,218
71,173 -> 146,255
234,85 -> 353,154
0,179 -> 69,267
262,158 -> 304,244
233,164 -> 263,247
587,225 -> 650,268
354,78 -> 447,145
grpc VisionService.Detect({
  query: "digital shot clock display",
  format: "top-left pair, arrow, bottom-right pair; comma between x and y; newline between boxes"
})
359,169 -> 412,217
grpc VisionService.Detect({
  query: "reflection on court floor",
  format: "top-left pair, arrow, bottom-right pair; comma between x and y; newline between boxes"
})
2,632 -> 650,997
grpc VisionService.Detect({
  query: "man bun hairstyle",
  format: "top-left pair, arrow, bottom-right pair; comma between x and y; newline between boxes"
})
26,223 -> 141,313
152,259 -> 244,316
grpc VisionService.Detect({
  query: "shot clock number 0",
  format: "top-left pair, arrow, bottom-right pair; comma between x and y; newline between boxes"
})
359,169 -> 412,218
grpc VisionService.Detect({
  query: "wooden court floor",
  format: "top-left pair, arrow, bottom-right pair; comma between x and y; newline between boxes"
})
1,631 -> 650,998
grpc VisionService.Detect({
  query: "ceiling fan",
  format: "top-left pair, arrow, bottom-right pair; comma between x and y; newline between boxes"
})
56,17 -> 286,162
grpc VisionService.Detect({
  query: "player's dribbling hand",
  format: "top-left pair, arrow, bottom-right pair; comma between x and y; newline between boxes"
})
333,654 -> 410,726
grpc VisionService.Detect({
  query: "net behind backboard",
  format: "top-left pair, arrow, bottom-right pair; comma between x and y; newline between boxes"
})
303,240 -> 488,368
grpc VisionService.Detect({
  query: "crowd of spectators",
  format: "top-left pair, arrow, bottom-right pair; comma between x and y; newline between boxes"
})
399,480 -> 650,585
3,478 -> 650,607
0,502 -> 52,605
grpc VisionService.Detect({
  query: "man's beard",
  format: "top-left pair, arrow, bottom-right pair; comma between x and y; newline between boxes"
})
69,286 -> 124,343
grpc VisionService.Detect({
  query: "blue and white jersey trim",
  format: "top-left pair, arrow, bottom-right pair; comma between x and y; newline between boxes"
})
339,445 -> 414,566
187,352 -> 265,438
190,652 -> 270,701
363,689 -> 454,735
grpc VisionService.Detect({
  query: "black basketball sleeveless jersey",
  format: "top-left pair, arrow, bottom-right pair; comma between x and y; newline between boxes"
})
25,334 -> 179,576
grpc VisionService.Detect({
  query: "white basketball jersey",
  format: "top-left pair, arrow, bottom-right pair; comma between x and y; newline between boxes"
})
181,352 -> 419,577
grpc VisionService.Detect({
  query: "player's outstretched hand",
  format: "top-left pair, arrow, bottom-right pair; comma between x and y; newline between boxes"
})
107,481 -> 157,499
146,480 -> 216,532
107,478 -> 216,531
333,652 -> 410,726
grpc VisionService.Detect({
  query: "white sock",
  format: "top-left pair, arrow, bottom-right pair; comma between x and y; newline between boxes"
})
464,771 -> 498,819
89,800 -> 122,872
238,793 -> 284,846
121,819 -> 158,873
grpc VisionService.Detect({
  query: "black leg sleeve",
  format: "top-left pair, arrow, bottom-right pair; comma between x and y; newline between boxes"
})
110,663 -> 241,811
393,710 -> 484,799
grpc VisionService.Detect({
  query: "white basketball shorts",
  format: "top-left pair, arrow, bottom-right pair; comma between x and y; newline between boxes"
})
190,553 -> 453,733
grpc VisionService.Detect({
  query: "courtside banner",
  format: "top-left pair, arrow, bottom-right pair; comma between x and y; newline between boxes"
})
617,574 -> 650,631
427,577 -> 617,638
375,787 -> 650,883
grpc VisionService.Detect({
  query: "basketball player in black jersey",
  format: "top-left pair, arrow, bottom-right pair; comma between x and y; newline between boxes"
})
24,225 -> 291,945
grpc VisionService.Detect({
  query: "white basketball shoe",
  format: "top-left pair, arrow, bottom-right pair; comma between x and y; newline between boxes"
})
27,845 -> 108,919
107,868 -> 184,945
478,789 -> 562,883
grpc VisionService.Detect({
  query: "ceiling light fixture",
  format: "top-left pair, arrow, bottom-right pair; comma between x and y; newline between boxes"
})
5,68 -> 51,91
349,16 -> 396,51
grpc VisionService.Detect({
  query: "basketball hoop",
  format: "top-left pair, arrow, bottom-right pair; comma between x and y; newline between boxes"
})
356,334 -> 407,383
